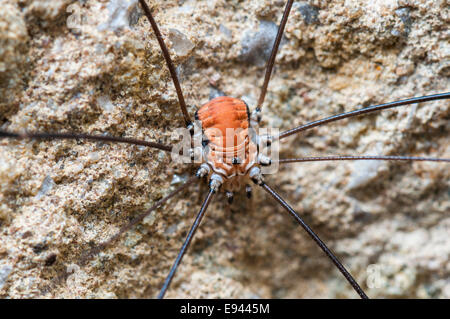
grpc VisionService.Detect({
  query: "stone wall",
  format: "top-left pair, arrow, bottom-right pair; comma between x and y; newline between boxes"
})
0,0 -> 448,298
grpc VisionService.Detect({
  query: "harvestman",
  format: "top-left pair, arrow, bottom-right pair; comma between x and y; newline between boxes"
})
1,0 -> 449,298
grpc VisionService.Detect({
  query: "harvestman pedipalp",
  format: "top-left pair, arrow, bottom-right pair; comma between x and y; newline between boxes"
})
0,0 -> 449,298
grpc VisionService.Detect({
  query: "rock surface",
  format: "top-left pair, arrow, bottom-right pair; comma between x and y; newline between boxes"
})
0,0 -> 448,298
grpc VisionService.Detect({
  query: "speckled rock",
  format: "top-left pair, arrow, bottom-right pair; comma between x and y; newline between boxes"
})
0,0 -> 448,299
0,1 -> 29,119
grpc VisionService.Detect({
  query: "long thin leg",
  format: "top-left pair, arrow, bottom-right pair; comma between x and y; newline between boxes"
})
80,176 -> 197,265
138,0 -> 192,126
260,181 -> 369,299
0,130 -> 172,152
277,155 -> 450,163
257,0 -> 294,110
278,92 -> 450,140
157,189 -> 215,299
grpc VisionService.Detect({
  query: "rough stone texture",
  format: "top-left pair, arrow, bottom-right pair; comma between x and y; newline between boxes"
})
0,1 -> 29,119
0,0 -> 448,299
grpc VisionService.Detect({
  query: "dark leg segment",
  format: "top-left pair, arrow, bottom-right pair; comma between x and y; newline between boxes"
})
257,0 -> 294,110
0,130 -> 172,152
259,181 -> 369,299
278,93 -> 450,140
138,0 -> 192,125
80,176 -> 197,265
226,191 -> 234,204
277,155 -> 450,163
157,189 -> 215,299
246,185 -> 252,199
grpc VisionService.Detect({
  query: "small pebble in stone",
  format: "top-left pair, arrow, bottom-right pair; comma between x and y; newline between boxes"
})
169,29 -> 195,57
239,21 -> 280,67
0,265 -> 13,289
98,0 -> 141,32
295,2 -> 320,25
36,176 -> 55,199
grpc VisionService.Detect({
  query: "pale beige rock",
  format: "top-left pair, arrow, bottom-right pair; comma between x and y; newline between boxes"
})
0,0 -> 448,299
0,1 -> 29,118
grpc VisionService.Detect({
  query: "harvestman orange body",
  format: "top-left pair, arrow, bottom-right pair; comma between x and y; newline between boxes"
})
1,0 -> 449,298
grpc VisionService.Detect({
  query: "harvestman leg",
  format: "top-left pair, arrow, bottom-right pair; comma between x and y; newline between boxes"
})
77,0 -> 209,288
259,182 -> 369,299
138,0 -> 192,126
253,0 -> 372,298
254,0 -> 450,298
0,0 -> 198,252
136,0 -> 216,298
277,93 -> 450,140
277,156 -> 450,164
75,0 -> 203,263
0,0 -> 197,296
257,0 -> 294,110
0,0 -> 447,299
157,189 -> 215,299
1,1 -> 196,141
0,131 -> 172,151
85,1 -> 449,299
40,176 -> 197,290
153,0 -> 296,299
261,96 -> 450,298
80,176 -> 198,265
